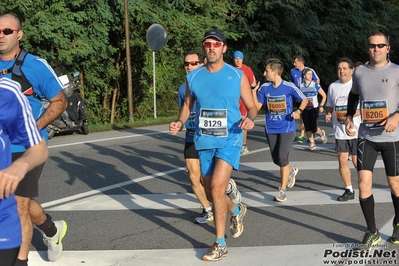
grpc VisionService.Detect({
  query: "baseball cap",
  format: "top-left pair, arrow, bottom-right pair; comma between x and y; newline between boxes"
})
234,51 -> 244,59
202,29 -> 226,43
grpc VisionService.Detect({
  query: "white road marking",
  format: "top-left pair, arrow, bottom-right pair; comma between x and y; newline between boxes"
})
45,188 -> 391,211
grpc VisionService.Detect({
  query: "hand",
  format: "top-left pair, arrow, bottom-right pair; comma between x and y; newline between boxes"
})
319,106 -> 324,113
380,115 -> 399,132
325,113 -> 332,123
169,120 -> 183,135
291,110 -> 301,120
345,118 -> 356,136
251,81 -> 260,91
0,163 -> 27,199
239,116 -> 255,130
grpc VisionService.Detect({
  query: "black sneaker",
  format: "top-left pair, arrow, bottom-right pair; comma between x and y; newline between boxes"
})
337,189 -> 355,201
391,222 -> 399,244
356,230 -> 381,251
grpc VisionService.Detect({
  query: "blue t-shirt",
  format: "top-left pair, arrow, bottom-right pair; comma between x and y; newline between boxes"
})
0,53 -> 63,152
257,80 -> 306,134
187,63 -> 243,150
289,67 -> 319,88
0,78 -> 43,249
178,82 -> 196,143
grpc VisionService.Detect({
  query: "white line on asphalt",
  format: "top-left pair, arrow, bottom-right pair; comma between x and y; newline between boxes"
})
48,130 -> 170,149
41,168 -> 184,208
42,160 -> 384,209
45,188 -> 391,211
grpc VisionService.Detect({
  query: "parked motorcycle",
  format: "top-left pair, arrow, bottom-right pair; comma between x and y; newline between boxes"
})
44,69 -> 89,139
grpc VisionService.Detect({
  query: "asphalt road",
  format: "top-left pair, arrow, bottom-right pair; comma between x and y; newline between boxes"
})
28,115 -> 398,266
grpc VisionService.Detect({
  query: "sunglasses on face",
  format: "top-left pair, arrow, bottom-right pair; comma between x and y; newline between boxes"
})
0,28 -> 18,35
367,43 -> 388,49
184,61 -> 200,67
203,41 -> 223,49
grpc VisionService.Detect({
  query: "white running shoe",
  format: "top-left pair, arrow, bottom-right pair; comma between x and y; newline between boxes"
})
226,178 -> 242,204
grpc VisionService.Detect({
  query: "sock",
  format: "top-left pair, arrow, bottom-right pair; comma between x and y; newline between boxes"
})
359,194 -> 377,233
37,213 -> 57,238
346,185 -> 353,193
14,258 -> 28,266
215,237 -> 226,247
391,193 -> 399,225
231,204 -> 240,216
205,206 -> 212,212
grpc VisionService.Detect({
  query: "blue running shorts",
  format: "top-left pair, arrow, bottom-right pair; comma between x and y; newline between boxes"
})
198,145 -> 241,176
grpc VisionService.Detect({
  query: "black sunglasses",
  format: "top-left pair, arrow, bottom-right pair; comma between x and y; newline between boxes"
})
0,28 -> 18,35
184,61 -> 200,67
367,43 -> 388,49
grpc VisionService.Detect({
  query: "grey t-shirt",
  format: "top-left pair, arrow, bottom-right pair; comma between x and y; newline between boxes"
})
352,61 -> 399,142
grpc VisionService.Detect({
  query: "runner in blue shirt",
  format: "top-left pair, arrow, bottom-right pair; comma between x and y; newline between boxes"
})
0,78 -> 48,266
177,51 -> 214,223
0,13 -> 68,265
253,59 -> 308,202
170,29 -> 257,261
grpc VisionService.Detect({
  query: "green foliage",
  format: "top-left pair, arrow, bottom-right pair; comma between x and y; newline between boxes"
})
2,0 -> 399,124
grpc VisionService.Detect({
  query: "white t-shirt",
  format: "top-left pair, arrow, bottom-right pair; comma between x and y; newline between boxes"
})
326,79 -> 361,140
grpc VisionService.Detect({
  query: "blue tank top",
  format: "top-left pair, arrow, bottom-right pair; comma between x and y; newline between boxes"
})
187,63 -> 243,150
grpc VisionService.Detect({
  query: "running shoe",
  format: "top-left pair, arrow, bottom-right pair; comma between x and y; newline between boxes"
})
391,222 -> 399,244
287,166 -> 298,188
296,135 -> 305,144
226,178 -> 242,204
202,242 -> 228,261
43,220 -> 68,262
195,207 -> 214,224
320,130 -> 328,144
308,142 -> 316,150
274,188 -> 287,202
230,203 -> 247,238
356,230 -> 381,251
241,145 -> 249,155
337,189 -> 355,201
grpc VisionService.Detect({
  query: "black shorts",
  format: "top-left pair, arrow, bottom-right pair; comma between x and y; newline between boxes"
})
184,142 -> 199,159
0,247 -> 20,266
357,138 -> 399,176
335,139 -> 358,155
301,108 -> 319,133
12,152 -> 45,198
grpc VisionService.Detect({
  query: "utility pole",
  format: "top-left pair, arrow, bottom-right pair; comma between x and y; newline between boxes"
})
124,0 -> 134,121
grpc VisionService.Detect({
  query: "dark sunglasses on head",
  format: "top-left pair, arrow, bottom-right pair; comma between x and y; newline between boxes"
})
367,43 -> 388,49
0,28 -> 18,35
184,61 -> 200,67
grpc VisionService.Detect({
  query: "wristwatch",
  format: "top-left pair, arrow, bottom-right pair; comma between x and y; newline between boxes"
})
298,108 -> 303,113
247,115 -> 255,121
319,105 -> 324,108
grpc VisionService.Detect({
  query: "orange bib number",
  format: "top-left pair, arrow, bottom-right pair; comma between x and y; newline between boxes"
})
335,105 -> 347,124
267,95 -> 287,115
361,100 -> 387,128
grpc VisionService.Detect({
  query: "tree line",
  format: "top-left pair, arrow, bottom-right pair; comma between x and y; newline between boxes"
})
1,0 -> 398,124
